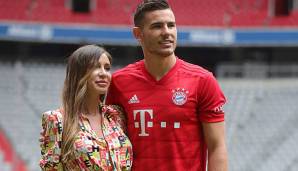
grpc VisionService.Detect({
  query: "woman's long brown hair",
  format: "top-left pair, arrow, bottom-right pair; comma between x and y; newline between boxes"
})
61,45 -> 112,166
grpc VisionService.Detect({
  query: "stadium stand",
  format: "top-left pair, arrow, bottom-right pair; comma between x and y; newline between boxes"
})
221,78 -> 298,171
1,0 -> 298,27
0,61 -> 45,171
0,127 -> 27,171
0,60 -> 298,171
0,131 -> 13,171
216,62 -> 298,78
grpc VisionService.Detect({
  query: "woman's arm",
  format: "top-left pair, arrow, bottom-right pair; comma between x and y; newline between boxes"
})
39,111 -> 64,171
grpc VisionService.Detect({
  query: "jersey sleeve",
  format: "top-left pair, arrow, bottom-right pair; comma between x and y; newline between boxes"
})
197,72 -> 226,123
39,111 -> 63,171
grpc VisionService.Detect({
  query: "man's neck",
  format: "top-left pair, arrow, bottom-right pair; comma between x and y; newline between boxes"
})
144,54 -> 176,81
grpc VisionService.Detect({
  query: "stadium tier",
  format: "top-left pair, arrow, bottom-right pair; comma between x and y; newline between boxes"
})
0,125 -> 27,171
1,61 -> 298,171
0,0 -> 298,27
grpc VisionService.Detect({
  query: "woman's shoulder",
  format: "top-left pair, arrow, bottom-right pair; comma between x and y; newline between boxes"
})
103,105 -> 124,115
103,105 -> 127,130
42,109 -> 63,123
107,104 -> 122,110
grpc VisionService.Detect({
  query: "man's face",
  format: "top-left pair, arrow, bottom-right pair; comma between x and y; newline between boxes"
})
137,9 -> 177,57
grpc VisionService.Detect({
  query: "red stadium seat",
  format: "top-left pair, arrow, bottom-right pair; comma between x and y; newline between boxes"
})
0,0 -> 297,27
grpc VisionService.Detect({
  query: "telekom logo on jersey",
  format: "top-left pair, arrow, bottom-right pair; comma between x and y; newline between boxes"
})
133,109 -> 153,136
133,109 -> 181,136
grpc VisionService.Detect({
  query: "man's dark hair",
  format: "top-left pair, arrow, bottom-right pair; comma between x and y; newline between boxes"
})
134,0 -> 170,27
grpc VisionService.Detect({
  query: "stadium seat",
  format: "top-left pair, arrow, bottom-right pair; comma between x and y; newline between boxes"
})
2,0 -> 298,27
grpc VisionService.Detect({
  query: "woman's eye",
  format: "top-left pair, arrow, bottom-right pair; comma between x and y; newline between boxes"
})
105,67 -> 111,71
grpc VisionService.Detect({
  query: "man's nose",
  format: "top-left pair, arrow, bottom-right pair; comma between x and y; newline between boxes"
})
161,25 -> 170,35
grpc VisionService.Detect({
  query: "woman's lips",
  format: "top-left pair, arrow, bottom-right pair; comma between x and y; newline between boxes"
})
95,80 -> 108,87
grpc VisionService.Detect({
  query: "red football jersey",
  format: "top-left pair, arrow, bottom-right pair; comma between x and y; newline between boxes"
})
107,58 -> 226,171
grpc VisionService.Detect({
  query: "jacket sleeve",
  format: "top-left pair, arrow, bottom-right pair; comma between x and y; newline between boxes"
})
39,111 -> 63,171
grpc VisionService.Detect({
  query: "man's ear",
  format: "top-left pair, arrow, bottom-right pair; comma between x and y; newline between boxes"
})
133,27 -> 142,42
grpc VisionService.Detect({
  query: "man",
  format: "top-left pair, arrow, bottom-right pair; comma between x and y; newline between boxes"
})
107,0 -> 228,170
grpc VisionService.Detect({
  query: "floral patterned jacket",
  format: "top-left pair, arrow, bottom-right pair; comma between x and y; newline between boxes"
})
39,105 -> 133,171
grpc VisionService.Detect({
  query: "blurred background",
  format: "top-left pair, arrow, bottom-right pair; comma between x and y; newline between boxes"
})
0,0 -> 298,170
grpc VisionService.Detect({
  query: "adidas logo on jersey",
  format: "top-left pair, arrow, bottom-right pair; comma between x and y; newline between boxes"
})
128,94 -> 140,104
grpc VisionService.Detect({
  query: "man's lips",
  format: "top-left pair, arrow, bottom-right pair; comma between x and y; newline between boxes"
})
160,40 -> 173,44
159,40 -> 173,47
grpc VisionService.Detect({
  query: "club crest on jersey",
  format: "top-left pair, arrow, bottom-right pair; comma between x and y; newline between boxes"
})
172,88 -> 189,106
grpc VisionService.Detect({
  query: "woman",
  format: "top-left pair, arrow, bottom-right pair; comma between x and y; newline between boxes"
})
39,45 -> 132,170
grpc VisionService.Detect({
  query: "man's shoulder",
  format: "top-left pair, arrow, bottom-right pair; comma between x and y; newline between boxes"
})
113,60 -> 144,78
178,59 -> 211,77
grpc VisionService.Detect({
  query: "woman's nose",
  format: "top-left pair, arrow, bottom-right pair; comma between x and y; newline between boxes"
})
98,68 -> 107,76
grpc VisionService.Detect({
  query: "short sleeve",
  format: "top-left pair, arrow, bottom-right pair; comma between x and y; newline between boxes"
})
39,111 -> 63,171
197,73 -> 226,123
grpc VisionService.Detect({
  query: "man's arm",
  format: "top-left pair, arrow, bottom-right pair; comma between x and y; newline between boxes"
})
202,121 -> 228,171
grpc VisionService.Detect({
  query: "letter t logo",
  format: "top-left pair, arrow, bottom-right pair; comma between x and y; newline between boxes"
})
133,109 -> 153,136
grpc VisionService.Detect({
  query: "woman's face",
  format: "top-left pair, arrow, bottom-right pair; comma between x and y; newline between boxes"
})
87,53 -> 112,95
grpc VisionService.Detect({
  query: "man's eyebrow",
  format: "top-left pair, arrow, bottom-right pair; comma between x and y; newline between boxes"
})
150,21 -> 175,26
167,21 -> 176,25
150,22 -> 163,25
